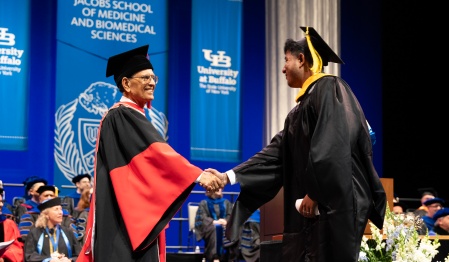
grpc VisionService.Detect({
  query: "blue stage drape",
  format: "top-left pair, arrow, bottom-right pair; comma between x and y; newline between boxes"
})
0,0 -> 31,150
54,0 -> 168,187
190,0 -> 242,162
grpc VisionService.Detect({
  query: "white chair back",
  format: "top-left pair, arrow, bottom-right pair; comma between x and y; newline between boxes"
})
188,202 -> 200,232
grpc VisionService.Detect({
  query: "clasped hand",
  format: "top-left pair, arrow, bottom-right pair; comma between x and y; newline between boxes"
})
198,168 -> 228,192
49,252 -> 72,262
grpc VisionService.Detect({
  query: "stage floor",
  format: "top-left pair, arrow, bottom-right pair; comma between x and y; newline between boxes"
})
167,252 -> 204,262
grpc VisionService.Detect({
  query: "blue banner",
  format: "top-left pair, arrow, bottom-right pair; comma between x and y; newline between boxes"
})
190,0 -> 242,162
0,0 -> 30,150
54,0 -> 169,188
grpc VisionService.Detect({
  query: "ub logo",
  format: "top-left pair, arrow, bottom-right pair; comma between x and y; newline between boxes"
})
202,49 -> 231,67
0,27 -> 15,46
54,82 -> 168,183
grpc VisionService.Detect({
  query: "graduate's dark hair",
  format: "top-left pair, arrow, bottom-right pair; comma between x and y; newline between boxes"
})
284,38 -> 313,66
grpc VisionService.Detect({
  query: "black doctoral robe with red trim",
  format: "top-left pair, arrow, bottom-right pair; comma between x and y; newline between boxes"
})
78,102 -> 202,262
226,76 -> 386,262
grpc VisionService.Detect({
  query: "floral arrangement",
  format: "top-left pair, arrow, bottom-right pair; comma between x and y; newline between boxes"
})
358,206 -> 449,262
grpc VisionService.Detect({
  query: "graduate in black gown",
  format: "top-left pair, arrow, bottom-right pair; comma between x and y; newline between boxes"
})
208,26 -> 386,262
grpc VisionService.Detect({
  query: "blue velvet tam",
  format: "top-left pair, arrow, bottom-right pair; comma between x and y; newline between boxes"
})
423,197 -> 445,206
23,176 -> 48,192
433,207 -> 449,220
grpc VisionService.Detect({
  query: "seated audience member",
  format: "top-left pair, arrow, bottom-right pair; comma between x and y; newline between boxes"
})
0,181 -> 13,218
15,176 -> 48,221
71,188 -> 92,244
10,198 -> 26,225
421,197 -> 445,233
414,188 -> 438,217
195,188 -> 233,262
0,189 -> 24,262
227,209 -> 261,262
392,197 -> 427,235
0,205 -> 15,222
58,174 -> 91,217
67,174 -> 91,208
392,199 -> 407,215
0,184 -> 17,223
432,208 -> 449,235
392,204 -> 404,215
241,209 -> 260,262
24,197 -> 81,262
18,185 -> 73,242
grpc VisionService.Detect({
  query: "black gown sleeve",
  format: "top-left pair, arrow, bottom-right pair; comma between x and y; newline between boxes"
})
24,228 -> 49,262
226,133 -> 284,243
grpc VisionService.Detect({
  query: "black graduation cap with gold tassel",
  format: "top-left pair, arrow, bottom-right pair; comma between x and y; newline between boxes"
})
299,26 -> 344,74
295,26 -> 345,102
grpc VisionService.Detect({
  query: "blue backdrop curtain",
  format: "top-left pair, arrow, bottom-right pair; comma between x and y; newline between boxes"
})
190,0 -> 243,162
53,0 -> 169,188
0,0 -> 31,151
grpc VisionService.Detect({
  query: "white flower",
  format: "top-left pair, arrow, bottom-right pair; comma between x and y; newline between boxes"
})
358,205 -> 445,262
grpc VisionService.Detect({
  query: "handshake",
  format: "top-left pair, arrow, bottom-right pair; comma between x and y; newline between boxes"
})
198,168 -> 229,192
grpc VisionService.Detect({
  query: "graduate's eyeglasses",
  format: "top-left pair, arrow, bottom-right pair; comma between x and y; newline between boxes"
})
129,75 -> 158,84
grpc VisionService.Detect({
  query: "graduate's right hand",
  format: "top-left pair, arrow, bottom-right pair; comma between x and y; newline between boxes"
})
199,171 -> 223,192
205,168 -> 228,188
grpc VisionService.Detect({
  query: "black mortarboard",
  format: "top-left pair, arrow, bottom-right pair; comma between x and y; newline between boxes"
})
417,187 -> 438,198
105,45 -> 153,86
71,174 -> 91,184
23,176 -> 48,192
299,26 -> 344,67
36,185 -> 56,195
38,197 -> 61,212
433,207 -> 449,220
423,197 -> 445,206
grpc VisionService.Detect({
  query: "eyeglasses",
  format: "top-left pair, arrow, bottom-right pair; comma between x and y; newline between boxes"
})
128,75 -> 158,84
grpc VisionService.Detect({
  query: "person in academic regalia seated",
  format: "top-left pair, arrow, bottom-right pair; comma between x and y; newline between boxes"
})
24,197 -> 81,262
421,197 -> 445,234
238,209 -> 260,262
60,174 -> 91,217
71,188 -> 92,245
18,186 -> 73,243
66,174 -> 91,208
0,181 -> 17,224
432,208 -> 449,235
0,189 -> 24,262
223,209 -> 261,262
15,176 -> 48,221
414,188 -> 438,218
195,189 -> 233,262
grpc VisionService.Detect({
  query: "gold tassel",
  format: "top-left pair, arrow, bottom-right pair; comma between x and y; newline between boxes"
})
305,27 -> 323,74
